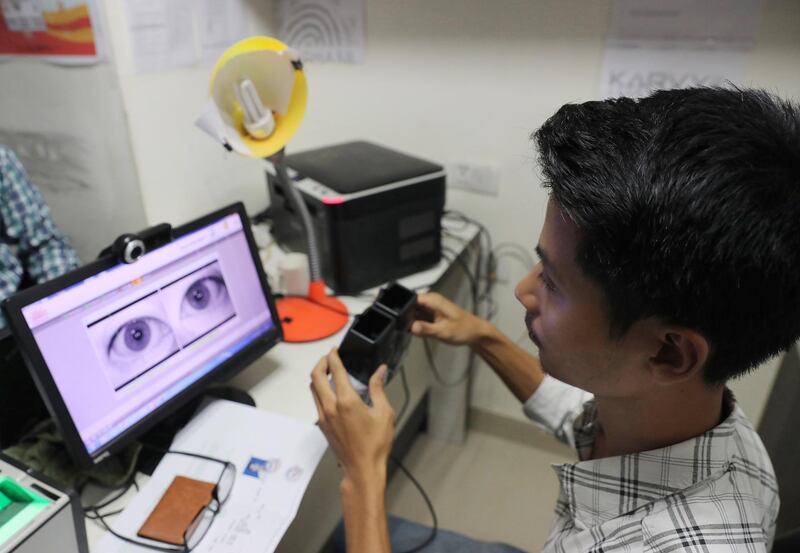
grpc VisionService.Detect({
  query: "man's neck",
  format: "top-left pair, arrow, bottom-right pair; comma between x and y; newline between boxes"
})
591,382 -> 725,459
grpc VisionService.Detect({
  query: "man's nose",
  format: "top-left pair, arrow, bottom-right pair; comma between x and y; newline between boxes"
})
515,264 -> 542,311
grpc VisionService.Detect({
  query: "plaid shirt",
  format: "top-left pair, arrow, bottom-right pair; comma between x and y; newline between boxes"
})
524,375 -> 779,553
0,146 -> 80,327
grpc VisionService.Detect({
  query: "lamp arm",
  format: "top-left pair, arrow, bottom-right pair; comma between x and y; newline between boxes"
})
269,153 -> 323,283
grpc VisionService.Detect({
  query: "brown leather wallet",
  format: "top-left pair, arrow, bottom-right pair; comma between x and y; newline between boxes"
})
137,475 -> 216,545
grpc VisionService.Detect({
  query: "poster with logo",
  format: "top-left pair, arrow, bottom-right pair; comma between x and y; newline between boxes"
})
601,0 -> 763,99
0,0 -> 104,63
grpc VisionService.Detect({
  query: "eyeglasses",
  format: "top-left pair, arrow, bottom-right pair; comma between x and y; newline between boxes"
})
182,459 -> 235,550
91,449 -> 237,553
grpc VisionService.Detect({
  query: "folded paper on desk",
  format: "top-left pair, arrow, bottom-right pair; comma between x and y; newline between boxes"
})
97,400 -> 328,553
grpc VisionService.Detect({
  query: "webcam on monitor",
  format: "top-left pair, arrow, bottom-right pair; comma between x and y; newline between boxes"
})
2,203 -> 282,467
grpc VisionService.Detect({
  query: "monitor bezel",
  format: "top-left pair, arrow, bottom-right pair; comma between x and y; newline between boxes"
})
2,202 -> 283,467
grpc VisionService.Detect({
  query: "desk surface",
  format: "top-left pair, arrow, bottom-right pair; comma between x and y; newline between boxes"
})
232,220 -> 479,423
86,220 -> 480,551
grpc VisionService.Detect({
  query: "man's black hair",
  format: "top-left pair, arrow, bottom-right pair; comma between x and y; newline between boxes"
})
534,87 -> 800,384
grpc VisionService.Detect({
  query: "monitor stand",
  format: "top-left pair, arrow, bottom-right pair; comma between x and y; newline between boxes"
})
136,385 -> 255,475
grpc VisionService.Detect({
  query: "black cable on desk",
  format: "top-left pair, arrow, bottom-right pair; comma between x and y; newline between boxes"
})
82,477 -> 140,520
92,511 -> 184,553
273,292 -> 354,319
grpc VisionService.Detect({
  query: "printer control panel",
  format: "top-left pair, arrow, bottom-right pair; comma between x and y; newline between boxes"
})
294,175 -> 347,203
291,170 -> 446,205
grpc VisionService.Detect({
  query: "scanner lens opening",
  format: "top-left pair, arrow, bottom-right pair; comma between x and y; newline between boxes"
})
352,308 -> 392,342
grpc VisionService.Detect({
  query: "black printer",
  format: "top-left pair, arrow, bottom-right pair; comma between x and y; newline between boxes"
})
267,141 -> 446,294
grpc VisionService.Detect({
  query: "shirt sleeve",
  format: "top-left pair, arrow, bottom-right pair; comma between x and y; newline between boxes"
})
0,147 -> 80,286
522,374 -> 593,448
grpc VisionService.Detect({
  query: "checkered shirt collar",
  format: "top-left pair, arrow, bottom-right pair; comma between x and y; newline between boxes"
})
552,391 -> 739,529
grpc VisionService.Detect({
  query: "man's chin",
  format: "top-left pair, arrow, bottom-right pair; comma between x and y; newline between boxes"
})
537,354 -> 551,376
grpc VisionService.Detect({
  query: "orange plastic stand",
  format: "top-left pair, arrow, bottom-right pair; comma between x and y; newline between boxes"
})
276,280 -> 349,343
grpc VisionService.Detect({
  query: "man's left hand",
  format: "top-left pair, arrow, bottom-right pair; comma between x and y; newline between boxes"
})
310,349 -> 395,489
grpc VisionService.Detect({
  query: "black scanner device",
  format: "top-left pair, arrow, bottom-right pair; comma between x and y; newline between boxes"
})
338,283 -> 417,400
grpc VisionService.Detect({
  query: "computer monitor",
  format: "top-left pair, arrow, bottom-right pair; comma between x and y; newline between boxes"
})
2,203 -> 282,467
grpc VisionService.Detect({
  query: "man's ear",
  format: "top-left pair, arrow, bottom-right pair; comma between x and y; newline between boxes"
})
648,326 -> 710,384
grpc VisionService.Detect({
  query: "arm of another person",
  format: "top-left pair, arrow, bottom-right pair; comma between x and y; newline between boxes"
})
412,292 -> 592,446
0,148 -> 80,284
310,350 -> 394,553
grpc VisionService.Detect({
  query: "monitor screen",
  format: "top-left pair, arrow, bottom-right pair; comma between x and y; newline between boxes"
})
3,204 -> 281,465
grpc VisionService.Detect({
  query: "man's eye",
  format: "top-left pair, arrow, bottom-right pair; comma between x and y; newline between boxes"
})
180,276 -> 228,320
539,272 -> 556,292
107,316 -> 174,367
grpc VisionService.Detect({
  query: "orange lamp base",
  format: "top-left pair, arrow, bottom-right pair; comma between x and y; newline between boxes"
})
276,281 -> 349,343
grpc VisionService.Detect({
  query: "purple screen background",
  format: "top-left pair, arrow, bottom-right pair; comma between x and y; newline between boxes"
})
30,229 -> 273,448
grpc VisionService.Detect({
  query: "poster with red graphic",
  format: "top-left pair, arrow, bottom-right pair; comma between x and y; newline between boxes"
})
0,0 -> 102,62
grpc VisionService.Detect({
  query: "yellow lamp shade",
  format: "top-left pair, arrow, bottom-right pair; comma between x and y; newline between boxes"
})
204,36 -> 307,159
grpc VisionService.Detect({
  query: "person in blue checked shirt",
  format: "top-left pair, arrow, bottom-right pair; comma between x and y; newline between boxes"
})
311,87 -> 800,553
0,145 -> 80,328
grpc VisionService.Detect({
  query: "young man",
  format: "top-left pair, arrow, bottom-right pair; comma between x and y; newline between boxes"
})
309,87 -> 800,552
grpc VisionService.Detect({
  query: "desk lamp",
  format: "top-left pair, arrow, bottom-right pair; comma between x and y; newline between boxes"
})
196,36 -> 347,342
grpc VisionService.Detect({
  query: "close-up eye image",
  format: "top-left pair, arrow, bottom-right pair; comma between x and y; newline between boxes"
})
86,292 -> 180,391
159,261 -> 237,347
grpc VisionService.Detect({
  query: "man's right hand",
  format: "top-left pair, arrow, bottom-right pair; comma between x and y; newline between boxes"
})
410,292 -> 489,346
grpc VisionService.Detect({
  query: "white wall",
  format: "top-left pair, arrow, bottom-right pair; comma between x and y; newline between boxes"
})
0,60 -> 146,261
100,0 -> 279,226
98,0 -> 800,426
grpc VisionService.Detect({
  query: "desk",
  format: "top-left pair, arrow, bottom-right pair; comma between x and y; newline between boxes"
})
86,221 -> 480,553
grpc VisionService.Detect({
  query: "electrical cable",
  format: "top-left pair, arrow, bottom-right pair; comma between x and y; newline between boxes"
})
423,337 -> 473,388
84,479 -> 183,553
411,280 -> 439,292
420,228 -> 485,388
273,292 -> 353,319
82,477 -> 140,520
390,364 -> 438,553
444,210 -> 498,321
87,447 -> 235,552
441,246 -> 478,313
492,251 -> 534,283
305,296 -> 352,318
92,512 -> 183,553
494,241 -> 536,266
390,453 -> 439,553
394,364 -> 411,425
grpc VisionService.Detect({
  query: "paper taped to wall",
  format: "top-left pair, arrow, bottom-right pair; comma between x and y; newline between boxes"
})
278,0 -> 365,64
0,0 -> 105,63
601,0 -> 763,99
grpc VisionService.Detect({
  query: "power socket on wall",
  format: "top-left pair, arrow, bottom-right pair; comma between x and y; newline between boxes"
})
446,161 -> 499,197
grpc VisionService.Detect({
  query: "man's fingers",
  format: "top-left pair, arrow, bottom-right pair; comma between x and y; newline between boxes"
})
416,292 -> 444,312
310,356 -> 336,409
368,365 -> 392,411
327,348 -> 358,400
410,320 -> 432,336
309,383 -> 325,423
417,292 -> 457,315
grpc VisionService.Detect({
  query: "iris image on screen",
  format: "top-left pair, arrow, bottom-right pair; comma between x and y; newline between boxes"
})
160,261 -> 236,347
87,292 -> 181,391
85,260 -> 236,392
